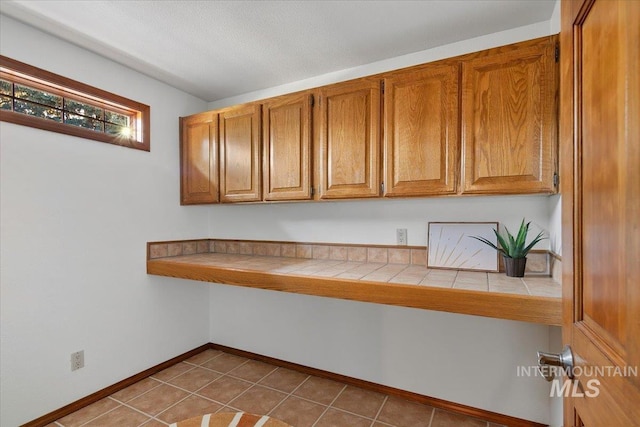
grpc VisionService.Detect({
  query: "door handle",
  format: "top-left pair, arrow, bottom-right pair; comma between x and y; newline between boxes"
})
537,345 -> 574,381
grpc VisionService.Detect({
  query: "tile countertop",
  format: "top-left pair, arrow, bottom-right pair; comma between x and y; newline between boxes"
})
147,251 -> 562,326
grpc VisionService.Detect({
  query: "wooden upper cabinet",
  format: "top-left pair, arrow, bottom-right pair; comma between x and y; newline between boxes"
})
383,63 -> 459,197
461,36 -> 558,194
219,103 -> 262,202
179,36 -> 560,206
262,92 -> 313,201
318,78 -> 381,199
180,112 -> 219,205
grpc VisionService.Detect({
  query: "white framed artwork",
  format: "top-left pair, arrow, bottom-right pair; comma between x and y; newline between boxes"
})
427,222 -> 499,272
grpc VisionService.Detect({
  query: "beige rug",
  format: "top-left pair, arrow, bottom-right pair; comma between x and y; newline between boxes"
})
171,412 -> 292,427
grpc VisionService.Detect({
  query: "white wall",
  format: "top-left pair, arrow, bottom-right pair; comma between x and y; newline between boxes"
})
209,195 -> 551,247
206,21 -> 561,424
0,8 -> 565,427
210,286 -> 553,422
0,15 -> 211,426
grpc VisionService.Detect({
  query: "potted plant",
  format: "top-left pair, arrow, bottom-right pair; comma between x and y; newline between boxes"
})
471,219 -> 546,277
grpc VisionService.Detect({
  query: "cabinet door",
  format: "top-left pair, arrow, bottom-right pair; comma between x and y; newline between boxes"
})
262,92 -> 312,201
219,104 -> 261,202
180,112 -> 218,205
384,63 -> 459,197
318,78 -> 381,199
461,36 -> 557,194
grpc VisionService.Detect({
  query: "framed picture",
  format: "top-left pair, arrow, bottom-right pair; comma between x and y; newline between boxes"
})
427,222 -> 499,272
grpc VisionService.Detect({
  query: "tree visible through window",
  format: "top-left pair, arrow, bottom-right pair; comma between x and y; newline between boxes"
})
0,55 -> 150,151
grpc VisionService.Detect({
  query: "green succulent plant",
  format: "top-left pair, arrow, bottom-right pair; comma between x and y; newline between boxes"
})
471,219 -> 546,259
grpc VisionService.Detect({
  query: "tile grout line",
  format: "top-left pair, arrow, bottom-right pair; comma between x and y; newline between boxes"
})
520,277 -> 533,295
99,353 -> 356,425
381,264 -> 411,283
149,352 -> 241,423
426,406 -> 436,427
109,352 -> 227,425
190,365 -> 388,427
310,383 -> 348,427
218,362 -> 291,413
115,394 -> 188,425
369,394 -> 389,427
264,370 -> 314,418
264,375 -> 391,426
322,403 -> 389,425
74,399 -> 130,427
55,349 -> 503,427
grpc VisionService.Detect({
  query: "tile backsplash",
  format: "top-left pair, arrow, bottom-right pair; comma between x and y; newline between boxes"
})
148,239 -> 427,266
148,238 -> 557,275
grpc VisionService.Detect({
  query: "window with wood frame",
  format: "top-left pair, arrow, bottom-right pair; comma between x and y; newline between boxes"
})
0,55 -> 150,151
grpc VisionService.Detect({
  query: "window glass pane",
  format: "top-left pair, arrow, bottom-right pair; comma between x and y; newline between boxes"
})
1,57 -> 149,150
0,79 -> 11,95
65,99 -> 103,120
64,112 -> 104,131
14,84 -> 62,108
105,110 -> 130,126
105,122 -> 133,138
14,99 -> 62,121
1,95 -> 12,110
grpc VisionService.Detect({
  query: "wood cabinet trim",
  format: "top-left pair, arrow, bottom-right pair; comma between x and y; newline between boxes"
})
179,112 -> 219,204
318,77 -> 382,199
219,103 -> 262,202
460,35 -> 558,195
383,63 -> 460,197
181,35 -> 559,204
262,91 -> 313,201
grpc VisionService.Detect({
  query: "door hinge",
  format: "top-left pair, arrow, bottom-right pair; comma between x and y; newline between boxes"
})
381,80 -> 385,94
555,44 -> 559,63
310,94 -> 314,107
553,172 -> 559,187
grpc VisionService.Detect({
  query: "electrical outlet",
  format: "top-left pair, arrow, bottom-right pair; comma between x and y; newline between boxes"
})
71,350 -> 84,371
396,228 -> 408,245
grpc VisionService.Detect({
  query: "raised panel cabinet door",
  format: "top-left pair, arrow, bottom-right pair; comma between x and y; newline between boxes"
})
219,103 -> 261,202
461,36 -> 558,194
180,112 -> 219,205
318,78 -> 381,199
262,92 -> 312,201
384,63 -> 459,197
561,0 -> 640,425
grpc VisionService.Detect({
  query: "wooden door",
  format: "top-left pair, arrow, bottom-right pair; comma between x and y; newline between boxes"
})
318,78 -> 381,199
461,36 -> 558,195
262,92 -> 313,201
383,62 -> 459,197
561,0 -> 640,425
219,103 -> 261,202
179,112 -> 219,204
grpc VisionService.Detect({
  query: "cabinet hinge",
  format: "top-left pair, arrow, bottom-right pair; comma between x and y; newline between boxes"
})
553,172 -> 559,187
310,186 -> 315,196
380,181 -> 385,193
555,44 -> 559,63
381,81 -> 385,94
310,94 -> 314,107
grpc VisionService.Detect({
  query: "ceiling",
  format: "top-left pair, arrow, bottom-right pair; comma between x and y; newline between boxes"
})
0,0 -> 556,102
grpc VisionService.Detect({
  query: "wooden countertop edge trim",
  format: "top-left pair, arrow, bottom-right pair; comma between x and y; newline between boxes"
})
147,260 -> 561,326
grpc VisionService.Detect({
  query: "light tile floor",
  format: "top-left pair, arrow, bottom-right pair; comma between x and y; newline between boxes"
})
47,349 -> 506,427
